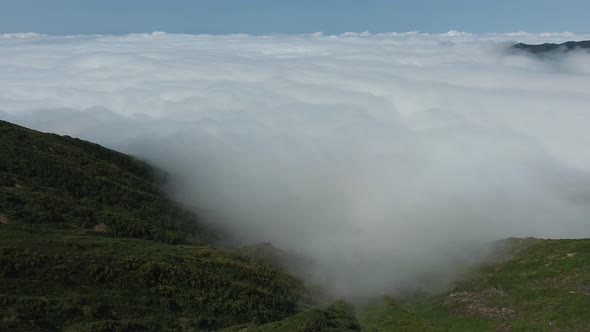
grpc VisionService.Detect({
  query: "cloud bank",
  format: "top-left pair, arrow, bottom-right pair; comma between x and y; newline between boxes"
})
2,31 -> 590,298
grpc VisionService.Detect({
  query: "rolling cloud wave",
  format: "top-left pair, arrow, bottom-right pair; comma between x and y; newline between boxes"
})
2,31 -> 590,298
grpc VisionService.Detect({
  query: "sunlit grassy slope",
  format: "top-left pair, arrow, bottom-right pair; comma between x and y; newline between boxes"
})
359,238 -> 590,331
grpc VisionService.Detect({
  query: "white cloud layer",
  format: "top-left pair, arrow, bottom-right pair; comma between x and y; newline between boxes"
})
2,31 -> 590,298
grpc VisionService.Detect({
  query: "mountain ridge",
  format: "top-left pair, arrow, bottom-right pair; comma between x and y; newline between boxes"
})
512,40 -> 590,54
0,119 -> 309,331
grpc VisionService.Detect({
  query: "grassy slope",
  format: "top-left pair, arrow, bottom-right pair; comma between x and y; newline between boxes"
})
359,238 -> 590,331
513,40 -> 590,54
2,120 -> 589,331
221,301 -> 361,332
0,119 -> 206,244
0,224 -> 306,331
0,120 -> 306,331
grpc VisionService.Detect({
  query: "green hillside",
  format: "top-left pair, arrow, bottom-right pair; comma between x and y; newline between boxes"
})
359,238 -> 590,331
0,120 -> 307,331
222,238 -> 590,331
1,119 -> 589,331
0,119 -> 207,244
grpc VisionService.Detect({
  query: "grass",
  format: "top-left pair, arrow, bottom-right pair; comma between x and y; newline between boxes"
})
357,238 -> 590,331
0,120 -> 307,331
0,222 -> 306,331
0,119 -> 209,244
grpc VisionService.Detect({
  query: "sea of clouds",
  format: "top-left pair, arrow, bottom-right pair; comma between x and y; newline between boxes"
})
1,31 -> 590,298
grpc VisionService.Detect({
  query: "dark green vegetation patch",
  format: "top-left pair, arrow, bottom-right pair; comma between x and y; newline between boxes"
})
0,225 -> 305,331
0,119 -> 206,244
0,120 -> 306,331
222,301 -> 360,332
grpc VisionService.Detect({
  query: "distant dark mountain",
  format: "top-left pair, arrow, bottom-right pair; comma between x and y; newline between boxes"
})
513,40 -> 590,54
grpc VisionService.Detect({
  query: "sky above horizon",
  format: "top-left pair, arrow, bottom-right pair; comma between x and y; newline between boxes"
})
0,0 -> 589,36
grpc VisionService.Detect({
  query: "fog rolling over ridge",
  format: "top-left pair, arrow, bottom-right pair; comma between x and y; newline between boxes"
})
1,31 -> 590,298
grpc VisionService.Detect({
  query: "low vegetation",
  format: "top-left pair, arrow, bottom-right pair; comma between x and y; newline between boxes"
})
221,301 -> 360,332
359,238 -> 590,331
1,120 -> 588,331
0,120 -> 307,331
0,120 -> 206,244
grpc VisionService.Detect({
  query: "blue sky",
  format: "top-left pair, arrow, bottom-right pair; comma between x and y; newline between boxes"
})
0,0 -> 588,35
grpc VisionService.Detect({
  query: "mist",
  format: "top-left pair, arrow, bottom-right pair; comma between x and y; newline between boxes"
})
1,31 -> 590,298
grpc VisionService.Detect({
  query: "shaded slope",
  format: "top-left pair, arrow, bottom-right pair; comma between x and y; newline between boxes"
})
0,120 -> 307,331
359,297 -> 445,332
0,224 -> 306,331
221,301 -> 360,332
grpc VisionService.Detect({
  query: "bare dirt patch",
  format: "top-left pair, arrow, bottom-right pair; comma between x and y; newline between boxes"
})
92,223 -> 110,233
445,288 -> 518,320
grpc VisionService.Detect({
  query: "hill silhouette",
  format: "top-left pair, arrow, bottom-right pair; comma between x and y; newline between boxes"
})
513,40 -> 590,54
0,120 -> 307,331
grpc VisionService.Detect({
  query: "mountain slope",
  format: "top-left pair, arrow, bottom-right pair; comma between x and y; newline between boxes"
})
512,40 -> 590,54
0,120 -> 307,331
0,119 -> 208,244
358,238 -> 590,331
221,301 -> 360,332
1,119 -> 589,331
